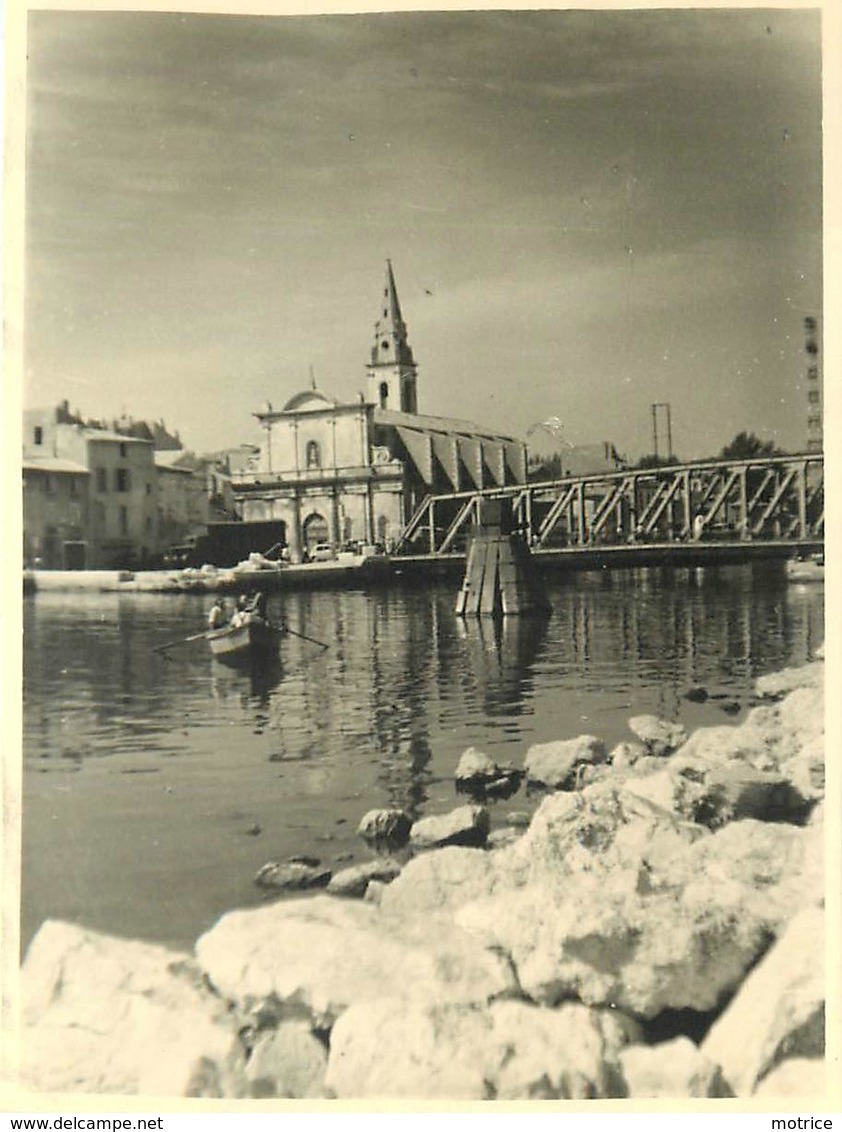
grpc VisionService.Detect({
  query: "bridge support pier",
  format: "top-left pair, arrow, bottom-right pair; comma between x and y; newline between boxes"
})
456,500 -> 549,617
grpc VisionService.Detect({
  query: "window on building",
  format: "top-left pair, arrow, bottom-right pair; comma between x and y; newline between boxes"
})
119,443 -> 128,458
808,389 -> 820,405
34,426 -> 43,446
44,474 -> 55,495
115,468 -> 131,492
306,440 -> 321,469
379,382 -> 389,409
119,506 -> 128,536
69,477 -> 78,498
96,468 -> 107,493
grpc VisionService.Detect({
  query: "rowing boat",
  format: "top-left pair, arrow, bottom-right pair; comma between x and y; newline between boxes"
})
206,614 -> 282,665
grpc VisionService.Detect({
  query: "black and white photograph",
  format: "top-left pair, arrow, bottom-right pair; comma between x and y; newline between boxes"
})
5,0 -> 837,1112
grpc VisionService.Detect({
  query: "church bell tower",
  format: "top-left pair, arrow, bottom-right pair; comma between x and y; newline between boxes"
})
366,260 -> 418,414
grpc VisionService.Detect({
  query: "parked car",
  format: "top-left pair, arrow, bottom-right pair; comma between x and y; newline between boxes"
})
310,543 -> 334,562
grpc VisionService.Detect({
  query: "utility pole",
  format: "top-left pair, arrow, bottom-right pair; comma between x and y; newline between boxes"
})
651,402 -> 673,460
804,317 -> 822,452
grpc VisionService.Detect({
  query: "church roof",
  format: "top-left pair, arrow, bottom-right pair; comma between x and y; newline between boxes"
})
374,408 -> 522,446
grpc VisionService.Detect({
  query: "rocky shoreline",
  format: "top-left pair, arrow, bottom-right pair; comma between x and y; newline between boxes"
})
20,651 -> 826,1100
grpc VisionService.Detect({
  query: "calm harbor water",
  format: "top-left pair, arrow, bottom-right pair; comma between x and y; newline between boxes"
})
22,563 -> 823,953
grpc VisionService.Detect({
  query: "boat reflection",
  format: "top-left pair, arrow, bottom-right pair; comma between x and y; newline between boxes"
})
210,654 -> 283,704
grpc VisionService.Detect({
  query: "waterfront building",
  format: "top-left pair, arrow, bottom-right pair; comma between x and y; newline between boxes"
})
153,450 -> 210,550
232,262 -> 527,560
22,403 -> 207,568
22,456 -> 91,569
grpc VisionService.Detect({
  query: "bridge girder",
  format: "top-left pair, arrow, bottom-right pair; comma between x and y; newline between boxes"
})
392,454 -> 824,557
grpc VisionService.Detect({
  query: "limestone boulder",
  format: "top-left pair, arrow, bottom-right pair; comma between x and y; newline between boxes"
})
752,1058 -> 827,1098
609,740 -> 648,771
21,920 -> 244,1096
243,1021 -> 327,1098
487,827 -> 523,850
327,859 -> 402,898
195,894 -> 515,1027
628,715 -> 687,757
409,804 -> 490,849
255,860 -> 331,891
781,736 -> 825,802
619,1037 -> 732,1098
701,905 -> 825,1096
454,748 -> 523,797
673,722 -> 774,769
623,757 -> 810,829
356,808 -> 412,849
456,811 -> 814,1019
379,844 -> 526,920
755,662 -> 823,699
325,997 -> 634,1100
524,734 -> 607,789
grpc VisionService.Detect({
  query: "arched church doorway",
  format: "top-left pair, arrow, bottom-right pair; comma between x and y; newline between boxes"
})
302,512 -> 329,552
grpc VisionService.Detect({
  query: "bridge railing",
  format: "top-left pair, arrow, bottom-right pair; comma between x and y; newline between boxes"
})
393,453 -> 824,556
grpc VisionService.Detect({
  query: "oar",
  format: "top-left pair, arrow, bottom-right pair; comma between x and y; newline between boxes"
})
153,629 -> 213,654
274,619 -> 329,650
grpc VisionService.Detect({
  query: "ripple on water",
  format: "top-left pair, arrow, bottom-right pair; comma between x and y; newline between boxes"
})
21,566 -> 823,950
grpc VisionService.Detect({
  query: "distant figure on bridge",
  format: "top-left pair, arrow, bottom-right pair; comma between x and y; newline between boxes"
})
692,515 -> 705,541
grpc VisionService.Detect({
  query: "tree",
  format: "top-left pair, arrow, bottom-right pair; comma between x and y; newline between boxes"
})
719,431 -> 782,460
528,453 -> 562,481
634,453 -> 680,470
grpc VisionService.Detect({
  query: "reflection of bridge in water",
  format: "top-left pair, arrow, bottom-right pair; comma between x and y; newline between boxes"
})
394,453 -> 824,569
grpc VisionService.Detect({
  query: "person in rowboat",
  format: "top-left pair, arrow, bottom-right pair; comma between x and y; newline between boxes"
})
229,594 -> 250,628
246,591 -> 269,619
207,598 -> 227,630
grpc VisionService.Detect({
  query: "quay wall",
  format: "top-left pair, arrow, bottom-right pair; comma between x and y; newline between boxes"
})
18,647 -> 829,1102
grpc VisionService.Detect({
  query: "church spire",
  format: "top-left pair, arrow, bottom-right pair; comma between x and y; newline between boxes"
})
366,261 -> 418,413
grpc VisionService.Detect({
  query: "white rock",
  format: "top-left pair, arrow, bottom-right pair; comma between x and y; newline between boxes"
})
619,1037 -> 732,1097
454,747 -> 500,781
356,808 -> 411,848
674,723 -> 772,768
21,921 -> 243,1096
524,734 -> 607,788
379,845 -> 520,919
487,827 -> 522,850
244,1021 -> 327,1098
609,740 -> 648,770
752,1058 -> 827,1098
625,757 -> 810,829
755,662 -> 823,699
455,810 -> 814,1019
327,859 -> 402,898
195,894 -> 514,1026
701,904 -> 825,1096
325,997 -> 634,1099
409,804 -> 490,849
628,715 -> 687,757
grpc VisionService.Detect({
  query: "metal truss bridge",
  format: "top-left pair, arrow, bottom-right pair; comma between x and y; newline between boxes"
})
394,453 -> 824,567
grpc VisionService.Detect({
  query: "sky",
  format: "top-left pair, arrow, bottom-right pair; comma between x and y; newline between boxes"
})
21,6 -> 823,461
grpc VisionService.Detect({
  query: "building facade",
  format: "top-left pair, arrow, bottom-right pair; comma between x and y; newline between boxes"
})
23,404 -> 204,568
232,262 -> 527,559
22,457 -> 91,568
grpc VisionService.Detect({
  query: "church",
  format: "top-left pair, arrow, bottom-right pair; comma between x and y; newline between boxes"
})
231,262 -> 527,562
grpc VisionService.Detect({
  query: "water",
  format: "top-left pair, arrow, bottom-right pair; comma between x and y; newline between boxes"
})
21,563 -> 823,953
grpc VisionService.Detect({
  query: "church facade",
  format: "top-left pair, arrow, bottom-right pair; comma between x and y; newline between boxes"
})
231,262 -> 526,561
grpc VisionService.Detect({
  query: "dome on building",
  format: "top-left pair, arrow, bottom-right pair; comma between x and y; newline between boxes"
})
280,389 -> 339,413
